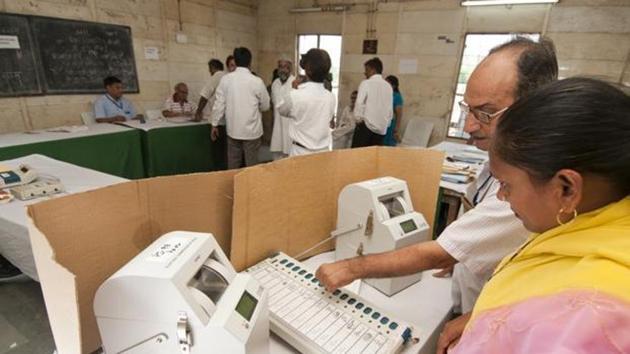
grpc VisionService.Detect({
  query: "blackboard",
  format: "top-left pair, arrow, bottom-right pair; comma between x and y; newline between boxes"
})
32,16 -> 139,94
0,13 -> 42,97
0,13 -> 139,96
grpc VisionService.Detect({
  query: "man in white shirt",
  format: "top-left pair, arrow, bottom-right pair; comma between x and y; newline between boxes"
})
351,57 -> 393,147
276,49 -> 336,157
315,37 -> 558,351
211,47 -> 270,169
196,59 -> 227,170
332,90 -> 358,149
270,59 -> 296,160
162,82 -> 196,119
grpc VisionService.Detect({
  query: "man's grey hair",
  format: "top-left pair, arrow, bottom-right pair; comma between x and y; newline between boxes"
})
489,36 -> 558,99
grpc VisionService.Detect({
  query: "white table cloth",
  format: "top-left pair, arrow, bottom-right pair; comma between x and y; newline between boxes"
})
0,154 -> 127,280
0,124 -> 134,149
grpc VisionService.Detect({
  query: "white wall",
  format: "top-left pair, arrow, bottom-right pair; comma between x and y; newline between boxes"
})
0,0 -> 258,133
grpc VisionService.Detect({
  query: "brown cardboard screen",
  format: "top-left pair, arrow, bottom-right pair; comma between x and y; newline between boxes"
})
28,171 -> 236,354
230,147 -> 444,271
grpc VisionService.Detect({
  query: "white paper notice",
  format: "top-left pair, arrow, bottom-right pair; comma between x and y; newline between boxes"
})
0,35 -> 20,49
144,46 -> 159,60
398,58 -> 418,74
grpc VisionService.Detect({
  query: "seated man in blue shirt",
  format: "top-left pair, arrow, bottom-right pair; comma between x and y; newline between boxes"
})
93,76 -> 143,123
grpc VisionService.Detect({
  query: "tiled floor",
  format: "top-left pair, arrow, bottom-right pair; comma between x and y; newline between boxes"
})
0,277 -> 55,354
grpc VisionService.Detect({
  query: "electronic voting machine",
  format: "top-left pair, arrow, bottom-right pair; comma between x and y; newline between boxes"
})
334,177 -> 431,296
94,231 -> 270,354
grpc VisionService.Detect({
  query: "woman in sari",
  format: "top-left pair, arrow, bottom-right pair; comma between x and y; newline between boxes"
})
452,77 -> 630,353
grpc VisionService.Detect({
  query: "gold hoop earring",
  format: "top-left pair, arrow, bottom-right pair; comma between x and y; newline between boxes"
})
556,208 -> 578,226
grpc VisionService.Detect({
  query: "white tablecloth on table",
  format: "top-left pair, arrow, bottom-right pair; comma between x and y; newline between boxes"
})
269,252 -> 453,354
117,119 -> 209,132
0,124 -> 135,149
0,154 -> 127,280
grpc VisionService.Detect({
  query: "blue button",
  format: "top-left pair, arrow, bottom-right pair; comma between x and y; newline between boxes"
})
363,307 -> 372,315
279,259 -> 288,264
355,303 -> 364,310
371,312 -> 380,320
305,273 -> 313,279
348,298 -> 356,305
292,266 -> 300,272
402,327 -> 412,342
299,270 -> 306,275
380,317 -> 389,325
389,322 -> 398,330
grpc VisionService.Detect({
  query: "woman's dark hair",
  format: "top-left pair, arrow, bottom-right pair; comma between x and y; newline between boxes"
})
386,75 -> 399,93
492,77 -> 630,196
233,47 -> 252,67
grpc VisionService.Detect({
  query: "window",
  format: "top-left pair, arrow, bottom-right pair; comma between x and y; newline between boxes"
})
448,33 -> 540,139
297,34 -> 342,109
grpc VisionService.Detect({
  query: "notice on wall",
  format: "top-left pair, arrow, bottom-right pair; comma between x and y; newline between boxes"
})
0,35 -> 20,49
144,46 -> 159,60
398,58 -> 418,74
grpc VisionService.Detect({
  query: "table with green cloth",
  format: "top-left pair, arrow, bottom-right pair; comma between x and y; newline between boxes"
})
119,119 -> 222,177
0,124 -> 145,179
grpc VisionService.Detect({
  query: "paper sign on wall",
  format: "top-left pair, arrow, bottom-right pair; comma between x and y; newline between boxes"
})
0,35 -> 20,49
144,46 -> 159,60
398,58 -> 418,74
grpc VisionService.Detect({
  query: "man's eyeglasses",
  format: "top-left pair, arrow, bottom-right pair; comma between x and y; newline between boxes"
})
459,101 -> 509,124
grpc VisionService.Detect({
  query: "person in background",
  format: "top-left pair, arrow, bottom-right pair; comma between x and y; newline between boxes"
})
94,76 -> 143,123
270,59 -> 296,160
277,49 -> 335,157
383,75 -> 403,146
196,59 -> 227,169
211,47 -> 270,169
351,57 -> 393,147
452,77 -> 630,353
226,55 -> 237,73
332,90 -> 358,150
162,82 -> 196,119
315,37 -> 558,353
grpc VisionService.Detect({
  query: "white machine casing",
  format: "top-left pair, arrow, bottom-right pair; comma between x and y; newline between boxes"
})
0,165 -> 37,189
94,231 -> 270,354
334,177 -> 431,296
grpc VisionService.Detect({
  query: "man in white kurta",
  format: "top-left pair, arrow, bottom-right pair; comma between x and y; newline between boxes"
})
332,90 -> 358,150
270,59 -> 295,159
277,49 -> 335,157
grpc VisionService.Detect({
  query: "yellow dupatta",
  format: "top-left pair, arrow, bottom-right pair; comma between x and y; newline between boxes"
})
470,196 -> 630,321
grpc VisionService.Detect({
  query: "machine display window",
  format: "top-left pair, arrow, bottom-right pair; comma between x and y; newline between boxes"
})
235,291 -> 258,321
400,219 -> 417,233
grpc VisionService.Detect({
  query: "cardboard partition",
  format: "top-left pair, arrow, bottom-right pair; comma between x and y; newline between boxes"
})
230,147 -> 444,271
27,170 -> 237,354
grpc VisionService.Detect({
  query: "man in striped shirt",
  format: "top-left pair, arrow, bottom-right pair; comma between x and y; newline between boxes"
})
162,82 -> 197,119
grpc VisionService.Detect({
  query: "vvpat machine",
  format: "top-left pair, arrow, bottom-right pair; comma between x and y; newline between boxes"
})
334,177 -> 431,296
94,231 -> 270,354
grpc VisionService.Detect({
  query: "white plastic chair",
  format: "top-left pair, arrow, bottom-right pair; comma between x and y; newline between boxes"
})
400,118 -> 434,148
145,109 -> 164,121
80,112 -> 96,125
